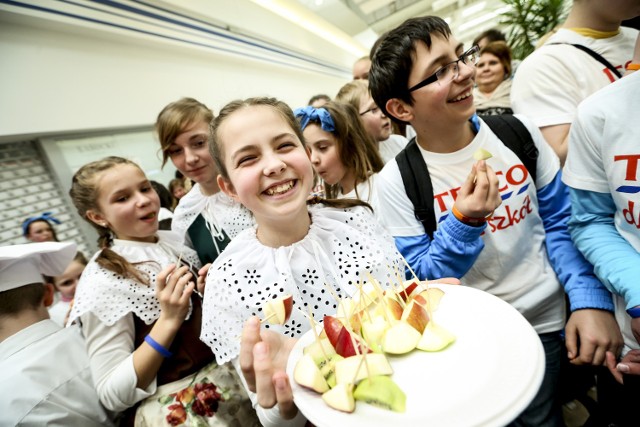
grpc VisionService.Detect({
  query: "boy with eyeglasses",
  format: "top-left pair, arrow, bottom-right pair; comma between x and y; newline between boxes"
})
368,16 -> 622,426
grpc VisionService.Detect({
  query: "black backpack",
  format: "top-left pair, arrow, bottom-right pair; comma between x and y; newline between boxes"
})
396,115 -> 538,239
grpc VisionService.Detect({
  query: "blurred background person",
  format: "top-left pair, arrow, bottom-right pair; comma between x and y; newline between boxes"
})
21,212 -> 60,243
474,41 -> 514,116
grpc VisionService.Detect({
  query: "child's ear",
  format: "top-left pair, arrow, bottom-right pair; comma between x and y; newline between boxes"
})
218,175 -> 240,202
43,283 -> 55,308
386,98 -> 414,123
86,210 -> 107,228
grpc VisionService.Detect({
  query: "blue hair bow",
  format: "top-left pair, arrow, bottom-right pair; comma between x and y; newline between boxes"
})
294,106 -> 335,133
22,211 -> 61,236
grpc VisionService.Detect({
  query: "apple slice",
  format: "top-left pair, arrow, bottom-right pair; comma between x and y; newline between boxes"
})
361,315 -> 389,353
417,287 -> 445,311
400,294 -> 430,334
293,354 -> 330,393
373,296 -> 403,323
323,315 -> 345,350
382,320 -> 421,354
334,326 -> 370,358
353,376 -> 406,412
334,353 -> 393,385
397,280 -> 422,302
322,383 -> 355,413
416,322 -> 456,352
473,148 -> 493,161
262,294 -> 293,325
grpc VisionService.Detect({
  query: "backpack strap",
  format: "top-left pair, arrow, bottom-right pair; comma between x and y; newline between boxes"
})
396,116 -> 538,238
550,43 -> 623,79
483,115 -> 538,184
396,138 -> 437,240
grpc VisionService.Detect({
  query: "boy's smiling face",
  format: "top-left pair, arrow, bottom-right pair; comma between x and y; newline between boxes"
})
387,35 -> 476,133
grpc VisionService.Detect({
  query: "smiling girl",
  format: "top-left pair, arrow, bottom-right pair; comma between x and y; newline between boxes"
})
198,97 -> 403,426
156,98 -> 253,266
295,101 -> 384,203
67,156 -> 259,426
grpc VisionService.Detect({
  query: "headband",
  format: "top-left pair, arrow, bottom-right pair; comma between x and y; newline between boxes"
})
22,212 -> 61,236
294,106 -> 335,133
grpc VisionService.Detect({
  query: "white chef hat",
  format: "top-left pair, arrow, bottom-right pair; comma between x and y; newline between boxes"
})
0,241 -> 77,292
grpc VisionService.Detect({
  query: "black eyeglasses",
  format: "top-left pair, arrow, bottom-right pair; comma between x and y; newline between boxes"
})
408,45 -> 480,92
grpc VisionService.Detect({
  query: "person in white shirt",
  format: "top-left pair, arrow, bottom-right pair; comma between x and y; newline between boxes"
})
511,0 -> 639,164
0,241 -> 113,426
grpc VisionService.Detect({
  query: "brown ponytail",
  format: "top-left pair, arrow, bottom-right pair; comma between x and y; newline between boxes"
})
69,156 -> 150,285
307,195 -> 373,213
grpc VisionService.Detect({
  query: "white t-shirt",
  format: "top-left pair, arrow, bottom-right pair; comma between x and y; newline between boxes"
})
339,174 -> 378,207
48,299 -> 71,327
379,134 -> 408,164
511,27 -> 638,128
563,71 -> 640,354
374,115 -> 565,333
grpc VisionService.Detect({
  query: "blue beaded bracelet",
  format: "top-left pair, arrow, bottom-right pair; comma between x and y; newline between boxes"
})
144,335 -> 173,358
626,307 -> 640,319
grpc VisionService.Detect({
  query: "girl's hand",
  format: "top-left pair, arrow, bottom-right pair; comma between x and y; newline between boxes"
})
156,264 -> 194,329
606,350 -> 640,384
240,316 -> 299,419
453,160 -> 501,220
197,263 -> 211,295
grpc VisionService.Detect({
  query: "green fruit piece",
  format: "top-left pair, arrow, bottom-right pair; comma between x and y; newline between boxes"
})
320,354 -> 344,388
353,376 -> 406,412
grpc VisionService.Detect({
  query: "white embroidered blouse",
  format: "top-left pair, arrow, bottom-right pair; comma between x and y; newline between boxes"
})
200,204 -> 403,364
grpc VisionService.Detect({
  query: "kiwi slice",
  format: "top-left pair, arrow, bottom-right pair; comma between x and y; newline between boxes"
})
353,375 -> 406,412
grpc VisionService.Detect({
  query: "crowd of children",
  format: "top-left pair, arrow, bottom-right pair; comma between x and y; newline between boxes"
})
2,4 -> 639,426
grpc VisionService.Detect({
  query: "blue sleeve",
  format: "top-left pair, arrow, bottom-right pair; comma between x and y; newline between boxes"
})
394,214 -> 486,280
568,188 -> 640,310
537,172 -> 614,312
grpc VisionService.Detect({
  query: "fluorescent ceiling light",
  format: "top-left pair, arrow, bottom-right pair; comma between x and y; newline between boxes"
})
458,6 -> 509,32
250,0 -> 367,56
461,1 -> 486,17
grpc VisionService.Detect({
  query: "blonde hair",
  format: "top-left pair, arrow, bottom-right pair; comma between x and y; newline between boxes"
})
155,97 -> 214,167
209,97 -> 371,212
335,79 -> 369,112
69,156 -> 150,284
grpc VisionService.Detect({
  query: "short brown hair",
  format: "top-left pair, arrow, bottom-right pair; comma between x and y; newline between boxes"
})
0,284 -> 45,316
480,41 -> 512,77
156,98 -> 214,167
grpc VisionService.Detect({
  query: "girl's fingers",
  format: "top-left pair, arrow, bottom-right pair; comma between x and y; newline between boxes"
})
156,264 -> 177,291
240,317 -> 261,392
273,372 -> 298,420
253,342 -> 277,409
460,162 -> 478,196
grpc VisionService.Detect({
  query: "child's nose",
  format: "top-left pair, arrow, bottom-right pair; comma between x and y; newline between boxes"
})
263,156 -> 286,175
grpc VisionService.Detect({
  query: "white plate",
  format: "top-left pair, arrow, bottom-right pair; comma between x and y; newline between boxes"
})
286,284 -> 545,427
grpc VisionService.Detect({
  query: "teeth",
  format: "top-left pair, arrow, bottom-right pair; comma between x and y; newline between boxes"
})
265,181 -> 294,196
452,91 -> 471,102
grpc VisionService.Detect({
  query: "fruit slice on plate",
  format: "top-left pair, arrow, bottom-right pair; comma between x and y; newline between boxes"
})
294,354 -> 330,393
334,353 -> 393,385
262,294 -> 293,325
416,322 -> 456,352
400,294 -> 430,334
322,383 -> 356,413
417,287 -> 445,311
361,315 -> 389,353
303,337 -> 337,365
353,375 -> 406,412
323,315 -> 371,358
320,354 -> 344,388
382,320 -> 421,354
473,148 -> 493,161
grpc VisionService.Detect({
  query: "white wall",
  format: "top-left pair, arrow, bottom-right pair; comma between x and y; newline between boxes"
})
0,0 -> 357,141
